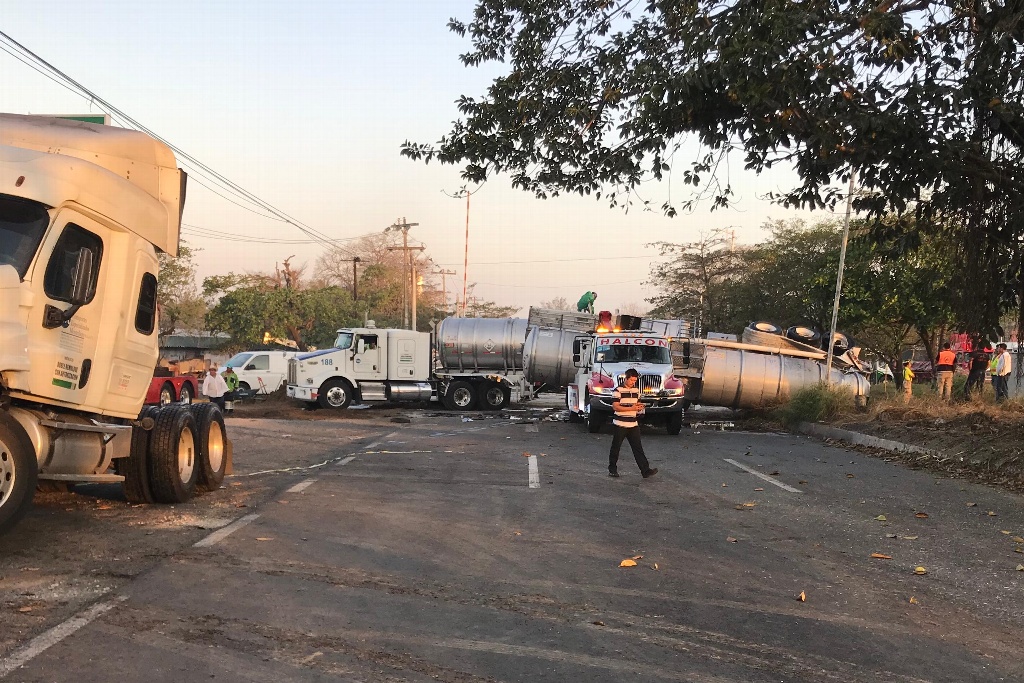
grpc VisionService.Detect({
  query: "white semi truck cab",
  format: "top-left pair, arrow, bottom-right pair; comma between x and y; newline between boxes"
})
0,114 -> 229,535
287,326 -> 434,409
566,330 -> 687,434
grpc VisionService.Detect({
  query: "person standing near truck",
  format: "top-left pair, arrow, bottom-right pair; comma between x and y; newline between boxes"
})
222,366 -> 239,415
965,341 -> 990,399
935,342 -> 956,402
608,369 -> 658,479
902,360 -> 915,403
993,343 -> 1013,403
203,366 -> 228,411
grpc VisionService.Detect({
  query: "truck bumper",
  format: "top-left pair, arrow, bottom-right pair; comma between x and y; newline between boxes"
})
589,396 -> 684,417
287,385 -> 316,401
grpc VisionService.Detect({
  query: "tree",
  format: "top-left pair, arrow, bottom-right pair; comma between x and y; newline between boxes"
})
157,241 -> 206,338
204,258 -> 358,350
313,232 -> 441,330
403,1 -> 1024,336
646,229 -> 746,334
538,296 -> 571,310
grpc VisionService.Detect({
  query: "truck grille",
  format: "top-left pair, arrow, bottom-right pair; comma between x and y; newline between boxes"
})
287,359 -> 297,385
616,374 -> 662,393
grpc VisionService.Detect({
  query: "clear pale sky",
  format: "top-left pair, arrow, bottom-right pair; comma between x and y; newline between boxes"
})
1,0 -> 826,314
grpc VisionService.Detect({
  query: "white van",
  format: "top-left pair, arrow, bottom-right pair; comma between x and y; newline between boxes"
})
224,350 -> 298,397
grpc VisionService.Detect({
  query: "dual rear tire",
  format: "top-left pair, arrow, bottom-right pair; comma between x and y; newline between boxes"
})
0,413 -> 37,536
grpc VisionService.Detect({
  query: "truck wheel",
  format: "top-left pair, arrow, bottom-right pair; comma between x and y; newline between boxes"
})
666,412 -> 683,435
479,382 -> 510,410
147,405 -> 199,504
318,380 -> 352,409
566,389 -> 583,423
178,382 -> 193,404
587,412 -> 605,433
0,413 -> 37,535
443,381 -> 477,410
190,403 -> 226,492
159,382 -> 175,406
120,406 -> 158,504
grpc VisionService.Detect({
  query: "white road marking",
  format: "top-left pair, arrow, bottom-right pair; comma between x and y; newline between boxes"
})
0,595 -> 127,678
193,513 -> 261,548
363,430 -> 399,450
286,479 -> 317,493
528,455 -> 540,489
723,459 -> 803,493
339,456 -> 355,466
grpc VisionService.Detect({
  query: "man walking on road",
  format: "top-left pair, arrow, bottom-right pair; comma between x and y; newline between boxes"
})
608,368 -> 658,479
993,343 -> 1013,403
935,342 -> 956,402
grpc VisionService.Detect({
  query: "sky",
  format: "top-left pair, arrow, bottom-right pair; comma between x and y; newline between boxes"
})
0,0 -> 830,314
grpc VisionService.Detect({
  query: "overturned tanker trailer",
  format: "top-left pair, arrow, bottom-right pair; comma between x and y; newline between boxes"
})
672,325 -> 870,410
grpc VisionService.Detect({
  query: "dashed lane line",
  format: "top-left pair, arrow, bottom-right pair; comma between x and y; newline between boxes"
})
194,513 -> 261,548
528,454 -> 540,489
723,458 -> 803,493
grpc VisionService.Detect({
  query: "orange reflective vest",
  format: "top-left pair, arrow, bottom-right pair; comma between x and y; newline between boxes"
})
936,350 -> 956,370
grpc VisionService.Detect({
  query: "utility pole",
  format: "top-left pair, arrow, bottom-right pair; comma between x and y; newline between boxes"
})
336,257 -> 361,300
826,170 -> 857,384
435,268 -> 456,314
385,217 -> 419,328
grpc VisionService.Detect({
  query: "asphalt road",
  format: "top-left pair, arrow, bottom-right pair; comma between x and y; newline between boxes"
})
1,402 -> 1022,682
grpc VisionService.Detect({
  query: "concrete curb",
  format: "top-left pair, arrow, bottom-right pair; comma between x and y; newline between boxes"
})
797,422 -> 941,458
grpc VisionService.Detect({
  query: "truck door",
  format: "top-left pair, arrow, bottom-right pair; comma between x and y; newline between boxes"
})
243,353 -> 272,393
23,209 -> 107,412
353,333 -> 384,379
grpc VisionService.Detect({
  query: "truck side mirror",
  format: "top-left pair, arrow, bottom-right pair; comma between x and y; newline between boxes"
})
357,339 -> 366,354
572,338 -> 582,355
572,353 -> 582,366
69,248 -> 94,306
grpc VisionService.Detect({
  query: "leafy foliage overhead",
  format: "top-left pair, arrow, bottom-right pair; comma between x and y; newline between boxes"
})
405,1 -> 1023,221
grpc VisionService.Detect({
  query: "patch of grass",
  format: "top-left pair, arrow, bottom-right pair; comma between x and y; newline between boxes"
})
773,383 -> 857,428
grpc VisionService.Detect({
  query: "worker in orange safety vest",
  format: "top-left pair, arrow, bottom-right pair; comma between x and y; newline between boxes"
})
935,342 -> 956,402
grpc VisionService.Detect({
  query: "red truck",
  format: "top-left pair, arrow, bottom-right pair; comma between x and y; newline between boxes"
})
145,373 -> 200,405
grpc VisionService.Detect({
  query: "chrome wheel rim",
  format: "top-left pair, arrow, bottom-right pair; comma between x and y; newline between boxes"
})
206,421 -> 225,473
177,427 -> 196,483
0,441 -> 16,507
452,387 -> 472,408
326,386 -> 347,407
160,387 -> 173,405
484,387 -> 503,406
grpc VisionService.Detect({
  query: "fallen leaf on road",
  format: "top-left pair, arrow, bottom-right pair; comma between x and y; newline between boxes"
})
742,502 -> 757,508
875,515 -> 888,522
277,500 -> 289,504
871,553 -> 893,560
721,483 -> 728,487
513,531 -> 522,536
727,537 -> 738,543
256,537 -> 274,541
914,566 -> 928,575
966,502 -> 977,507
1017,565 -> 1024,572
592,620 -> 606,626
734,505 -> 747,510
909,596 -> 919,604
1015,548 -> 1023,554
988,511 -> 998,516
886,534 -> 898,538
619,559 -> 637,567
770,471 -> 780,476
1011,536 -> 1023,543
915,512 -> 929,519
903,536 -> 919,540
1001,530 -> 1011,535
798,480 -> 808,485
846,474 -> 855,479
754,488 -> 764,492
17,607 -> 32,613
797,591 -> 806,602
631,554 -> 644,560
97,505 -> 112,510
652,563 -> 659,570
522,452 -> 532,457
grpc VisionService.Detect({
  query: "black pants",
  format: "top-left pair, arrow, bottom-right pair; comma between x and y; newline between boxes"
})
965,370 -> 986,397
609,425 -> 651,474
211,396 -> 226,411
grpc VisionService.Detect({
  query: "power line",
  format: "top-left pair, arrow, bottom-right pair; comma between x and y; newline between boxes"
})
0,30 -> 342,250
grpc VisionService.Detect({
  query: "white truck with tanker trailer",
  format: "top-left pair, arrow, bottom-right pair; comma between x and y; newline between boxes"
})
286,317 -> 534,410
0,114 -> 229,535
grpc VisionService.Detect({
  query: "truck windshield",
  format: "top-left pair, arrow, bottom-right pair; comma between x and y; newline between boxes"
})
596,344 -> 671,364
0,194 -> 50,279
225,353 -> 254,369
335,332 -> 353,350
